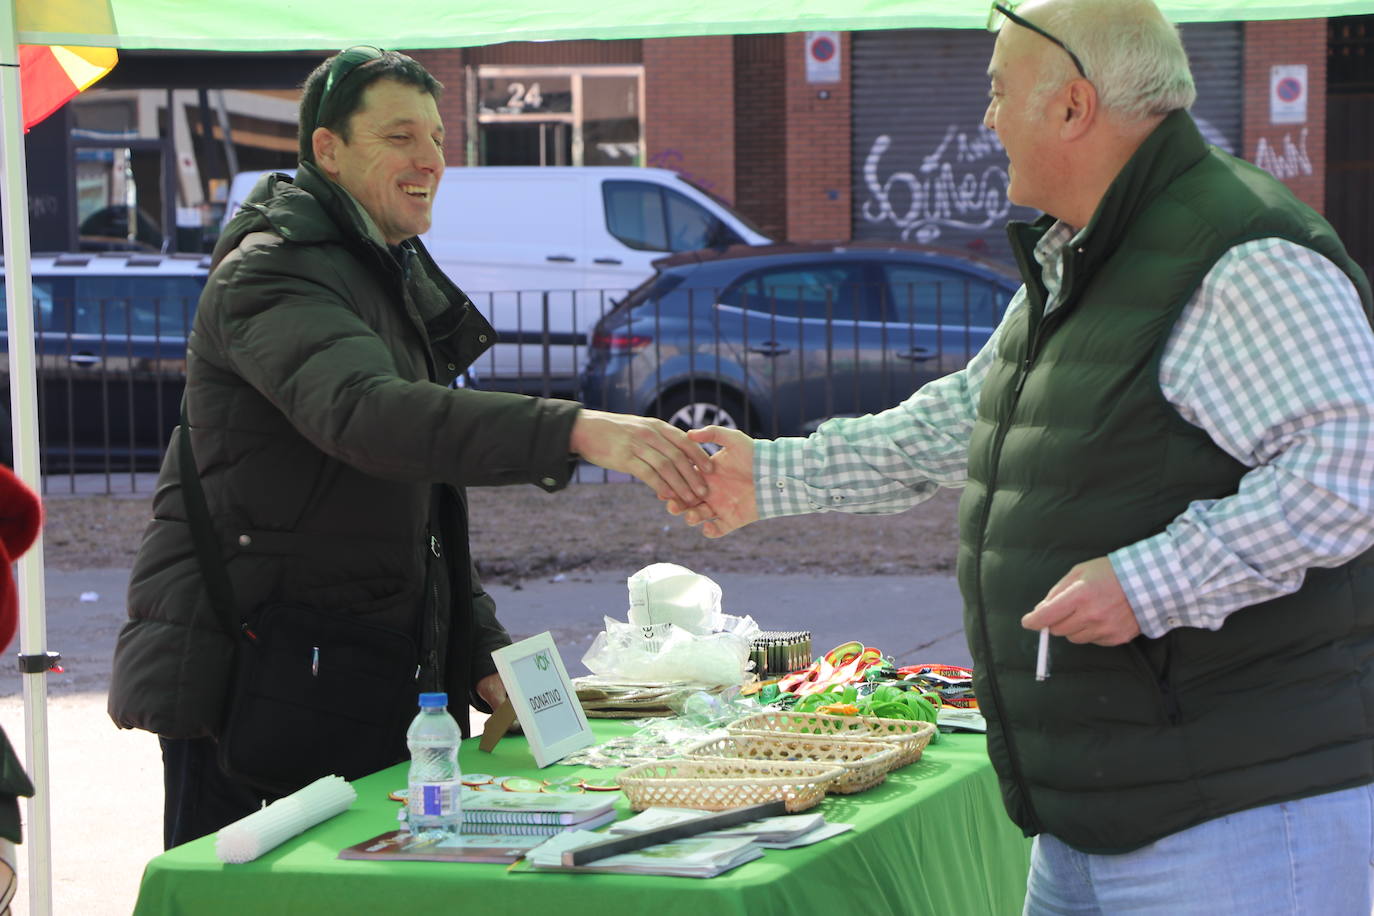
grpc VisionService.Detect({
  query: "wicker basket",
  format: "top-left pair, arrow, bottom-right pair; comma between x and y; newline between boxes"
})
728,711 -> 938,768
683,733 -> 899,795
615,757 -> 845,813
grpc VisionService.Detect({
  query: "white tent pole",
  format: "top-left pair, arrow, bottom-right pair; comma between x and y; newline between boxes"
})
0,4 -> 55,915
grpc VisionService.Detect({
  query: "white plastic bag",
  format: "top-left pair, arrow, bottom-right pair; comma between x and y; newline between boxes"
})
625,563 -> 722,635
582,614 -> 760,688
583,564 -> 759,688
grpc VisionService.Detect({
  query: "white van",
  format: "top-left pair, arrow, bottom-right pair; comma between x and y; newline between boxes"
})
222,167 -> 772,395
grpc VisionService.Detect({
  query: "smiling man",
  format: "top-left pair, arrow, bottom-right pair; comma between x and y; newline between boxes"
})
108,48 -> 710,848
314,76 -> 445,245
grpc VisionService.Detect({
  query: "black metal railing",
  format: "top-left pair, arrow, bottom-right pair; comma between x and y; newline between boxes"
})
1,292 -> 193,496
10,280 -> 1002,494
573,278 -> 1004,438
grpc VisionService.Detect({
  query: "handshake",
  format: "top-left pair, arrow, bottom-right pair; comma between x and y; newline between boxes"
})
569,409 -> 758,538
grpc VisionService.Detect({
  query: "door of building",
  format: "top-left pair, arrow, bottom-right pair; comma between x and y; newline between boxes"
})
480,122 -> 572,166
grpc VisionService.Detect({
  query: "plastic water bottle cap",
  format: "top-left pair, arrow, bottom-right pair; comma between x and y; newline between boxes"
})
418,692 -> 448,708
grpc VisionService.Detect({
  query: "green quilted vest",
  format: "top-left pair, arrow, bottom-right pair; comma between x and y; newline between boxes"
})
958,110 -> 1374,853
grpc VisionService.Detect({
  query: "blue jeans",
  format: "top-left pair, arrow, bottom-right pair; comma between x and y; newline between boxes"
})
1024,783 -> 1374,915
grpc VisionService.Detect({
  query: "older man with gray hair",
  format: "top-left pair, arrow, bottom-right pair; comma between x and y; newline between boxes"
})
672,0 -> 1374,911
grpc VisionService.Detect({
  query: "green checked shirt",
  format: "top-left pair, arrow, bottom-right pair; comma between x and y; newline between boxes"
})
756,222 -> 1374,639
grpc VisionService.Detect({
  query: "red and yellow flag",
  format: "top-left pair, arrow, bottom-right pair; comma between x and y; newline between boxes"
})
19,45 -> 117,131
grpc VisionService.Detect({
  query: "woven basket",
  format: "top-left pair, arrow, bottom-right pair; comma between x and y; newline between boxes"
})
683,733 -> 899,795
615,757 -> 845,813
728,711 -> 937,768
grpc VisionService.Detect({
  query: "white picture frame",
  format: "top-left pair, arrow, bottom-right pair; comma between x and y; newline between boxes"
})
491,631 -> 595,768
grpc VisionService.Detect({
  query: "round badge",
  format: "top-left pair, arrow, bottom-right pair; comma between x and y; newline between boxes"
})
543,774 -> 584,787
580,774 -> 622,791
462,773 -> 495,786
500,776 -> 546,793
542,784 -> 584,795
387,787 -> 408,802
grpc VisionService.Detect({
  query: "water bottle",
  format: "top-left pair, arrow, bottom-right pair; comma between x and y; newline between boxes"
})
406,691 -> 463,837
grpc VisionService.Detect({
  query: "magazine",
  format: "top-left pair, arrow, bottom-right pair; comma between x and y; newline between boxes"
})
339,830 -> 545,865
755,821 -> 854,849
519,830 -> 763,878
608,807 -> 826,844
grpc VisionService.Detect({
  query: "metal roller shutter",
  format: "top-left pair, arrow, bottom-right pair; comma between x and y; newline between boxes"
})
851,24 -> 1242,267
852,29 -> 1024,264
1180,22 -> 1243,154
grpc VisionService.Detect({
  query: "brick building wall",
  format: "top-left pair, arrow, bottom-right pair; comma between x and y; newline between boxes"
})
784,32 -> 852,242
1242,19 -> 1327,212
734,35 -> 788,240
643,37 -> 736,203
405,49 -> 468,167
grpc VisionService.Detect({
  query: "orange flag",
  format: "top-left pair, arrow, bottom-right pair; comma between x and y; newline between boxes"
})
19,45 -> 117,131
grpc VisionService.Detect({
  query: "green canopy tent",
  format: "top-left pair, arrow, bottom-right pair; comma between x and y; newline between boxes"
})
4,1 -> 1374,913
16,0 -> 1374,48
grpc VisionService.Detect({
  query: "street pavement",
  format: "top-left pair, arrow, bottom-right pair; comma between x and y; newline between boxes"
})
0,564 -> 969,915
494,570 -> 972,676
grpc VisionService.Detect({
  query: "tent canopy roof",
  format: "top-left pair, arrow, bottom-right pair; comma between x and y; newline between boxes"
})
19,0 -> 1374,52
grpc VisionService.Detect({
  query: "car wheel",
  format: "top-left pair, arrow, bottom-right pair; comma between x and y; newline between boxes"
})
657,388 -> 748,433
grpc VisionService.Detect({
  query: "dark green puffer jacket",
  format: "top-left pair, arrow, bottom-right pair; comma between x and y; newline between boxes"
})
108,164 -> 582,745
958,110 -> 1374,853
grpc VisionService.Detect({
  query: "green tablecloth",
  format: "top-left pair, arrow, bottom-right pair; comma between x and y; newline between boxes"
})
133,724 -> 1031,916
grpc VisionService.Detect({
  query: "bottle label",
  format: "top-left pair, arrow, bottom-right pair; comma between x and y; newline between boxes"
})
414,783 -> 455,816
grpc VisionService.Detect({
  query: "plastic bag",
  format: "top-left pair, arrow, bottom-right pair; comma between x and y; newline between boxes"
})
582,614 -> 760,688
626,562 -> 723,635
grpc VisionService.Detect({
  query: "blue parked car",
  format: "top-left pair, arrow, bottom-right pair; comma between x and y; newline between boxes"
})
0,252 -> 208,470
579,242 -> 1021,437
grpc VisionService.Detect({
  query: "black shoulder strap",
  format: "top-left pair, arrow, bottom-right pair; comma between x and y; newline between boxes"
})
178,398 -> 243,642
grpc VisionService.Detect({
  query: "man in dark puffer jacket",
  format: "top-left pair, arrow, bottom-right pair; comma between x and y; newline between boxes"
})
107,47 -> 710,848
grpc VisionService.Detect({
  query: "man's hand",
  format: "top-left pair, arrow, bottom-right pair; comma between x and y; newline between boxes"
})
475,672 -> 508,712
1021,557 -> 1141,646
570,409 -> 710,506
665,426 -> 759,538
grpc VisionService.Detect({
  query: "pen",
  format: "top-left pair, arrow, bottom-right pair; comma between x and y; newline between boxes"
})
1035,628 -> 1050,681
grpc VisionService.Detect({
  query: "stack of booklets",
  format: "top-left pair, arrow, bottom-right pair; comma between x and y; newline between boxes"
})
520,830 -> 762,878
461,792 -> 619,836
510,805 -> 852,877
338,793 -> 619,865
606,807 -> 851,849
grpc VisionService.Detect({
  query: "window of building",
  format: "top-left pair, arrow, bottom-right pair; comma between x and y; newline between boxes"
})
473,66 -> 644,166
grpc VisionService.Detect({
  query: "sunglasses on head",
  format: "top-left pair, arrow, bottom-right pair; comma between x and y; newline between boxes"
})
315,45 -> 385,131
987,2 -> 1088,79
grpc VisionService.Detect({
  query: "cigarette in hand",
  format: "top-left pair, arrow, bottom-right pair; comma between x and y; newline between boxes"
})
1035,628 -> 1051,681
